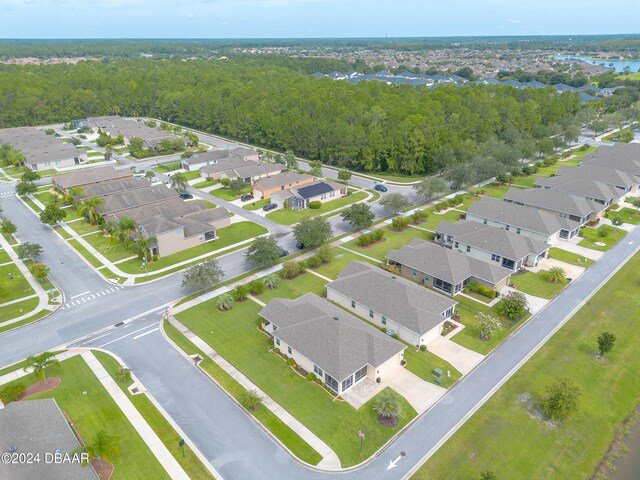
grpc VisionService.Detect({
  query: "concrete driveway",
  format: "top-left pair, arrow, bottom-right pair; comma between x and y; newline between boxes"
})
551,238 -> 603,260
427,337 -> 484,375
529,257 -> 586,280
384,367 -> 447,413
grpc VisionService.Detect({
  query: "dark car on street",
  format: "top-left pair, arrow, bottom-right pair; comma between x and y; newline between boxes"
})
179,192 -> 193,200
241,193 -> 254,202
280,249 -> 289,257
374,183 -> 388,192
262,203 -> 277,211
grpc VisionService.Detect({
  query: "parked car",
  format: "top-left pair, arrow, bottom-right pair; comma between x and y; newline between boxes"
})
280,249 -> 289,257
179,192 -> 193,200
262,203 -> 277,212
241,193 -> 254,202
374,183 -> 388,192
296,242 -> 305,250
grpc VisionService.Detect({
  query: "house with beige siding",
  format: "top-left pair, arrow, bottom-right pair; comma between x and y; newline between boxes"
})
259,293 -> 405,396
327,261 -> 457,347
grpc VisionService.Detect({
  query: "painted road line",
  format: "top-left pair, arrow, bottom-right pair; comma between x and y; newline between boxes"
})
97,324 -> 158,348
90,294 -> 96,299
133,328 -> 159,340
70,290 -> 91,299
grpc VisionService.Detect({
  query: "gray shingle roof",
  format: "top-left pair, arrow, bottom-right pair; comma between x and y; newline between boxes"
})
99,184 -> 179,214
556,165 -> 639,189
259,293 -> 405,381
79,177 -> 150,199
53,166 -> 132,189
581,144 -> 640,176
466,197 -> 581,236
253,172 -> 313,191
435,220 -> 549,260
503,187 -> 605,218
0,127 -> 87,166
107,197 -> 207,224
386,238 -> 512,285
230,162 -> 282,179
534,176 -> 621,202
328,261 -> 457,337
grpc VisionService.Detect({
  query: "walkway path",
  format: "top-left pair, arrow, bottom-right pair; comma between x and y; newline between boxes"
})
81,350 -> 190,480
427,337 -> 485,375
551,238 -> 604,260
168,317 -> 342,469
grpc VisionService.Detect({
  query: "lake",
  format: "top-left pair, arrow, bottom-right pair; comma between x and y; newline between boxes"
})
555,56 -> 640,73
610,419 -> 640,480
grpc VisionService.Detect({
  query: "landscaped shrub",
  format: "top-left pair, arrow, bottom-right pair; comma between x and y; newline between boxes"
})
315,377 -> 323,385
392,333 -> 399,340
247,280 -> 265,295
382,328 -> 387,333
305,255 -> 322,268
476,285 -> 497,299
281,260 -> 303,279
0,384 -> 26,404
241,389 -> 263,411
410,210 -> 427,224
357,229 -> 384,246
434,201 -> 448,212
273,348 -> 280,355
419,345 -> 427,352
609,203 -> 620,211
287,357 -> 296,367
232,285 -> 249,302
610,214 -> 623,226
391,216 -> 411,230
586,218 -> 600,227
306,372 -> 317,381
216,293 -> 234,311
308,201 -> 321,209
597,228 -> 609,239
317,244 -> 332,263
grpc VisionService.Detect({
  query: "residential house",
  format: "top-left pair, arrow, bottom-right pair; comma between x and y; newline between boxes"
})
555,165 -> 639,199
97,184 -> 179,215
183,147 -> 259,171
534,176 -> 620,207
270,180 -> 347,209
581,144 -> 640,178
86,116 -> 179,149
465,197 -> 582,242
0,398 -> 97,480
386,238 -> 513,296
503,187 -> 606,225
77,177 -> 151,200
52,166 -> 132,193
259,293 -> 406,395
327,261 -> 457,346
252,172 -> 315,200
434,220 -> 549,271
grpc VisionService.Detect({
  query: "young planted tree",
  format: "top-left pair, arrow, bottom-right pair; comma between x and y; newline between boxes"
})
285,150 -> 298,170
181,259 -> 224,293
546,266 -> 567,284
216,293 -> 234,311
135,235 -> 157,262
262,273 -> 280,290
39,204 -> 67,225
338,168 -> 352,181
29,263 -> 50,283
116,367 -> 132,384
144,170 -> 156,181
245,236 -> 282,267
372,389 -> 404,427
541,377 -> 581,421
15,180 -> 36,197
23,351 -> 60,386
340,203 -> 375,230
317,244 -> 332,263
16,242 -> 43,262
76,431 -> 121,470
241,389 -> 263,411
474,312 -> 502,341
293,216 -> 333,249
111,216 -> 137,248
597,331 -> 616,358
379,192 -> 411,215
1,218 -> 17,235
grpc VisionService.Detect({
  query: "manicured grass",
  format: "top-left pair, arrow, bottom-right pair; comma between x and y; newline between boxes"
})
472,183 -> 526,199
193,180 -> 217,189
0,296 -> 39,324
0,308 -> 50,334
414,248 -> 640,480
154,161 -> 182,172
548,247 -> 594,267
118,222 -> 267,274
82,232 -> 135,262
0,250 -> 11,264
176,300 -> 417,466
255,272 -> 327,303
162,321 -> 323,465
2,232 -> 18,245
615,207 -> 640,225
66,239 -> 104,268
67,219 -> 100,236
509,270 -> 569,299
93,351 -> 215,480
209,186 -> 252,201
419,209 -> 464,231
183,170 -> 201,181
0,264 -> 35,302
578,225 -> 626,251
32,190 -> 59,205
266,192 -> 368,225
509,175 -> 539,187
243,199 -> 270,211
4,355 -> 170,479
404,347 -> 461,389
314,248 -> 380,279
342,227 -> 433,262
22,195 -> 42,213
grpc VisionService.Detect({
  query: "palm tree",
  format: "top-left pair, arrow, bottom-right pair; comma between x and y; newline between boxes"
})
75,431 -> 121,470
372,390 -> 404,426
633,197 -> 640,210
64,187 -> 84,206
135,235 -> 157,262
170,173 -> 188,193
144,170 -> 155,181
112,216 -> 138,249
23,351 -> 60,386
262,273 -> 280,290
78,197 -> 105,225
546,266 -> 567,284
216,293 -> 234,311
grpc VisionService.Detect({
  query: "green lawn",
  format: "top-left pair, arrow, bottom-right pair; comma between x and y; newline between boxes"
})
32,190 -> 59,206
615,207 -> 640,225
67,219 -> 101,236
578,225 -> 626,251
243,199 -> 270,211
255,272 -> 327,303
314,248 -> 380,279
0,249 -> 11,264
0,264 -> 35,302
66,239 -> 104,268
419,209 -> 464,231
0,296 -> 39,324
193,180 -> 217,189
118,222 -> 267,274
404,347 -> 462,388
342,227 -> 433,262
3,355 -> 169,479
509,175 -> 539,187
163,321 -> 323,465
154,162 -> 182,172
548,247 -> 594,268
266,192 -> 368,225
0,308 -> 50,334
183,170 -> 201,181
209,186 -> 252,201
414,248 -> 640,480
508,270 -> 569,299
82,232 -> 136,262
176,300 -> 417,467
472,183 -> 526,199
93,351 -> 215,480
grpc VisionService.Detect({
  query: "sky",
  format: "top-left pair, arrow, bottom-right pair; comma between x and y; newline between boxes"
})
0,0 -> 638,39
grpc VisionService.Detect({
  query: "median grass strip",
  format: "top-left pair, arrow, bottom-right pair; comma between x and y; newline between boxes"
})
66,238 -> 105,269
508,270 -> 569,299
548,247 -> 594,267
162,321 -> 323,465
2,355 -> 170,479
579,225 -> 626,251
266,191 -> 368,225
176,300 -> 417,466
414,249 -> 640,480
92,351 -> 216,480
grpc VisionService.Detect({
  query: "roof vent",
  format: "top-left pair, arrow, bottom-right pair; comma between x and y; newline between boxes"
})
333,316 -> 339,321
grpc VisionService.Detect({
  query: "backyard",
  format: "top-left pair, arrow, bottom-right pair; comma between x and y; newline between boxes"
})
266,191 -> 368,225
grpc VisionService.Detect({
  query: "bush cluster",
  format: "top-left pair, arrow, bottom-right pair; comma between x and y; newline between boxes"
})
464,280 -> 497,299
434,195 -> 465,212
391,216 -> 411,230
281,260 -> 304,279
308,200 -> 321,209
357,229 -> 384,246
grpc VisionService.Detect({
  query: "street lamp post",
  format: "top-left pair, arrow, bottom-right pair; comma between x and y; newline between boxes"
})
358,430 -> 365,453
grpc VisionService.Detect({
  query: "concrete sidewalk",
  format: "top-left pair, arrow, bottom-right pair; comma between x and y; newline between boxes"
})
81,351 -> 190,480
168,317 -> 342,469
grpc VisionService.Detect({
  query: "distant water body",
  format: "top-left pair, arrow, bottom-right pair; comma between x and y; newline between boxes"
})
610,419 -> 640,480
555,56 -> 640,73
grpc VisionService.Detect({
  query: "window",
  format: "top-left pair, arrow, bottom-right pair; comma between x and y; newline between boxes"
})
369,309 -> 374,318
314,365 -> 323,376
516,228 -> 521,234
491,254 -> 501,262
444,307 -> 453,317
559,212 -> 568,218
466,246 -> 471,253
411,269 -> 417,277
287,346 -> 292,355
505,225 -> 510,231
483,219 -> 488,225
433,278 -> 453,294
351,300 -> 355,308
325,374 -> 338,392
341,375 -> 353,392
446,235 -> 453,243
354,366 -> 367,383
275,338 -> 280,346
382,316 -> 387,325
454,242 -> 459,249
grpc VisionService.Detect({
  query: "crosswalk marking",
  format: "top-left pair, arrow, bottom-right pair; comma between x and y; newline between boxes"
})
61,285 -> 126,310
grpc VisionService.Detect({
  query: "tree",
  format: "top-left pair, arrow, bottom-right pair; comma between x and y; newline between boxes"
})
245,236 -> 282,267
64,187 -> 84,206
309,160 -> 323,177
632,197 -> 640,210
78,197 -> 105,225
541,377 -> 581,421
293,216 -> 333,249
23,351 -> 60,385
116,367 -> 132,384
39,204 -> 67,225
15,180 -> 36,196
480,471 -> 497,480
0,218 -> 17,235
228,178 -> 247,195
216,293 -> 234,311
340,203 -> 375,230
0,384 -> 26,404
181,259 -> 224,292
128,136 -> 144,153
285,150 -> 298,170
111,216 -> 137,248
16,242 -> 43,261
379,192 -> 411,215
181,150 -> 194,159
497,291 -> 528,319
21,170 -> 40,182
597,331 -> 616,357
135,235 -> 157,262
262,273 -> 280,290
30,263 -> 50,283
546,266 -> 566,284
317,243 -> 332,263
144,170 -> 156,181
413,177 -> 448,200
338,169 -> 352,181
474,312 -> 502,340
372,389 -> 404,426
76,430 -> 121,470
170,173 -> 188,193
241,389 -> 263,411
103,145 -> 113,161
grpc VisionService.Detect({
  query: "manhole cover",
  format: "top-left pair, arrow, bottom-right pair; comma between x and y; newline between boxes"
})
400,451 -> 406,457
131,387 -> 139,394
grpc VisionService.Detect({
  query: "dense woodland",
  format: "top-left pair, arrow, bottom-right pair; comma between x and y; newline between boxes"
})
0,58 -> 635,177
